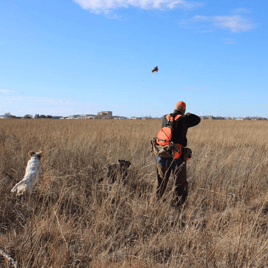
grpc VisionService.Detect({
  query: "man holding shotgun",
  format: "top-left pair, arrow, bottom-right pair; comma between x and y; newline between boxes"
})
152,101 -> 200,206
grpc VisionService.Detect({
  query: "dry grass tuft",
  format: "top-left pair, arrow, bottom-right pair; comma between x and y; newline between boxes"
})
0,119 -> 268,267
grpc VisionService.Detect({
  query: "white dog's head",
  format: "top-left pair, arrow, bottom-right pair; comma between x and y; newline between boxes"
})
28,150 -> 43,160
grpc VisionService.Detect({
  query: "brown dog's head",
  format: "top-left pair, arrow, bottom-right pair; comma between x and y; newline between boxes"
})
107,159 -> 131,183
28,151 -> 43,160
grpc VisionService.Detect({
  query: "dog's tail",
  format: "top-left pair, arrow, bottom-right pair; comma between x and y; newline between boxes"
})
11,181 -> 28,196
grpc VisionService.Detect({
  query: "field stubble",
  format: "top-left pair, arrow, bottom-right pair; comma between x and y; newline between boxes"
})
0,119 -> 268,267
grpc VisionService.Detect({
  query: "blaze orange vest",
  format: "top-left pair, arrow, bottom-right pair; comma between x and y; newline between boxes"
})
156,114 -> 183,159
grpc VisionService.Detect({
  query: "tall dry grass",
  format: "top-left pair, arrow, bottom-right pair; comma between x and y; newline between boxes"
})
0,119 -> 268,267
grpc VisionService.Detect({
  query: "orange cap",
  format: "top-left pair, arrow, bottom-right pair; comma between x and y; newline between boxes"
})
175,101 -> 186,113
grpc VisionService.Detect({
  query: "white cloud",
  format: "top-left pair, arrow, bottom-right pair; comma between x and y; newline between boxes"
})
73,0 -> 201,13
233,8 -> 250,14
222,38 -> 235,45
214,15 -> 253,33
183,14 -> 254,33
0,89 -> 15,95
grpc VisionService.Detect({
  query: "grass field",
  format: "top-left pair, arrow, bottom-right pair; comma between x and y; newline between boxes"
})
0,119 -> 268,267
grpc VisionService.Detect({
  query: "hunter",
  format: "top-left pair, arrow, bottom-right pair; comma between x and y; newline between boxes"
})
152,101 -> 200,206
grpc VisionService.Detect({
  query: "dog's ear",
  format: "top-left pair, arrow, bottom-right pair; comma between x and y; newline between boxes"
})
118,159 -> 126,166
36,151 -> 43,159
28,151 -> 35,157
119,159 -> 131,168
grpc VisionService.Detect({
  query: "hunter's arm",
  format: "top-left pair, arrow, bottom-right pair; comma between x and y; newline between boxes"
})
185,113 -> 201,128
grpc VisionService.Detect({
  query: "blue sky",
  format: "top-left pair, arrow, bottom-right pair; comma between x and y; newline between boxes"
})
0,0 -> 267,117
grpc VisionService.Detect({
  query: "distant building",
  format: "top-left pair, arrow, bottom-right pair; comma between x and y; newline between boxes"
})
67,115 -> 79,119
85,114 -> 97,119
96,111 -> 113,119
23,114 -> 33,119
97,111 -> 112,116
130,117 -> 143,120
113,116 -> 127,120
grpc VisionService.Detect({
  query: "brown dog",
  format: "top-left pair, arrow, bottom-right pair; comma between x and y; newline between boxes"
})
98,159 -> 131,183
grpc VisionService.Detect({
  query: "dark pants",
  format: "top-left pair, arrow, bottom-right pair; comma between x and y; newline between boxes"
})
154,155 -> 188,206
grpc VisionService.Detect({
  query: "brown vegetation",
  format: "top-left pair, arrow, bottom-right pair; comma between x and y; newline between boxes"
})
0,119 -> 268,267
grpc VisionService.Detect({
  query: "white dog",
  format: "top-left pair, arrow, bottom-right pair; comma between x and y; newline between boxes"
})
11,151 -> 43,196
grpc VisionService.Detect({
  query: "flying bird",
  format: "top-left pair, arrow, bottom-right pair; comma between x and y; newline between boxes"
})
152,66 -> 158,73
